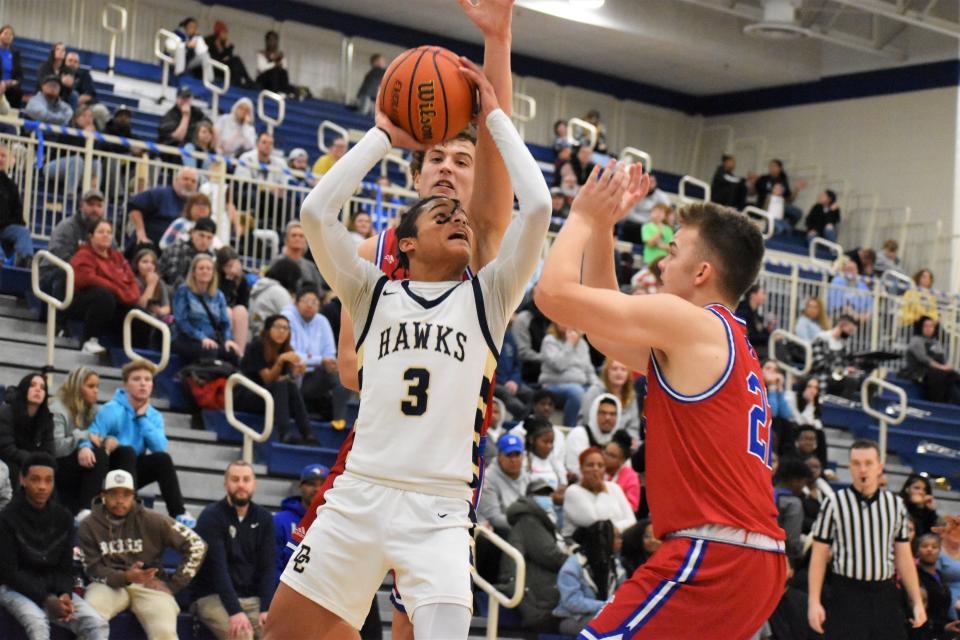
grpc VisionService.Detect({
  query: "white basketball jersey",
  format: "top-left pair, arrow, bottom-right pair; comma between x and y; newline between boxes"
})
345,277 -> 500,501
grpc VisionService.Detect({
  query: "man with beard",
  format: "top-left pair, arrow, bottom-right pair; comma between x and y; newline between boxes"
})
192,461 -> 275,640
127,167 -> 199,246
41,188 -> 103,296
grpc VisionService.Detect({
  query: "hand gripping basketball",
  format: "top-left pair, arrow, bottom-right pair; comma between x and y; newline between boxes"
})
456,57 -> 500,122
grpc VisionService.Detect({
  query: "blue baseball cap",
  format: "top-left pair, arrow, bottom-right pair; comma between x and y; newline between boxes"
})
498,434 -> 524,455
299,464 -> 328,483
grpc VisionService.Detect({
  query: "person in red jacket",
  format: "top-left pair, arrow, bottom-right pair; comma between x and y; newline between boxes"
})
69,219 -> 140,355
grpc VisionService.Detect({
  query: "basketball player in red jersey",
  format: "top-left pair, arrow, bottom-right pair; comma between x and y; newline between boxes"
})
536,163 -> 787,640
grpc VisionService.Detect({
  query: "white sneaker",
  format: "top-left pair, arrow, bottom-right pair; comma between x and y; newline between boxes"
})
176,511 -> 196,528
82,338 -> 106,355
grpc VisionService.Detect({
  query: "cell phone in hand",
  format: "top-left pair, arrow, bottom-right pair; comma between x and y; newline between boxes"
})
141,560 -> 163,571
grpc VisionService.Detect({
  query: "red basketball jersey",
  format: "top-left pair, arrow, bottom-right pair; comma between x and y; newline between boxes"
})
644,303 -> 784,542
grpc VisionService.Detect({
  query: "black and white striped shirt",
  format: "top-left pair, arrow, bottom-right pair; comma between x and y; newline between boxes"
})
811,487 -> 909,581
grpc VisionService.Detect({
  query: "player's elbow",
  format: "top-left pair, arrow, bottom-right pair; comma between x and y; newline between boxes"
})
533,280 -> 565,321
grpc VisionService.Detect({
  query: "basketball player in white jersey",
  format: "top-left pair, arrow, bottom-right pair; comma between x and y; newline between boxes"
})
264,60 -> 551,640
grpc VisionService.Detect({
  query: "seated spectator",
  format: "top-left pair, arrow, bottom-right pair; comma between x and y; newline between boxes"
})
827,258 -> 872,322
159,193 -> 217,251
794,296 -> 827,342
62,51 -> 98,110
620,518 -> 661,576
79,469 -> 207,640
250,257 -> 300,335
311,137 -> 347,177
846,246 -> 876,278
787,376 -> 824,432
182,119 -> 217,172
521,418 -> 568,516
273,464 -> 326,584
235,131 -> 286,185
736,283 -> 774,360
557,162 -> 579,199
285,148 -> 315,190
132,246 -> 172,343
271,221 -> 324,290
483,398 -> 508,461
640,203 -> 672,266
158,85 -> 206,148
0,452 -> 109,640
619,175 -> 670,246
160,216 -> 217,286
355,53 -> 385,115
25,74 -> 73,126
509,391 -> 568,472
42,103 -> 103,195
192,461 -> 275,640
83,360 -> 192,525
0,144 -> 34,267
874,239 -> 902,276
539,322 -> 599,427
0,25 -> 24,108
214,97 -> 255,157
255,31 -> 294,95
763,360 -> 795,422
554,520 -> 626,636
0,373 -> 54,482
773,456 -> 813,563
170,17 -> 210,77
903,316 -> 960,404
804,190 -> 840,241
563,448 -> 635,537
103,105 -> 136,153
172,254 -> 241,364
803,454 -> 834,501
569,143 -> 595,185
566,394 -> 621,476
766,182 -> 792,236
710,154 -> 747,210
41,188 -> 103,295
914,534 -> 960,639
512,303 -> 548,383
578,359 -> 640,443
552,119 -> 571,159
237,314 -> 316,445
347,211 -> 374,246
549,186 -> 570,227
282,285 -> 349,425
755,159 -> 804,228
901,474 -> 939,537
128,167 -> 199,246
604,431 -> 639,512
49,367 -> 108,516
901,268 -> 939,327
205,22 -> 254,89
500,478 -> 570,632
215,247 -> 250,351
787,424 -> 826,469
630,256 -> 662,295
495,316 -> 534,419
582,110 -> 609,154
478,433 -> 528,537
69,219 -> 140,354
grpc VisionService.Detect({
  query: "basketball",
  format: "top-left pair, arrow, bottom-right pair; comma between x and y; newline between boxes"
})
378,45 -> 476,146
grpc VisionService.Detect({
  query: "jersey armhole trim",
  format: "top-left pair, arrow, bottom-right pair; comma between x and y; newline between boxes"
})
471,278 -> 500,360
649,307 -> 735,403
355,275 -> 389,351
374,230 -> 387,269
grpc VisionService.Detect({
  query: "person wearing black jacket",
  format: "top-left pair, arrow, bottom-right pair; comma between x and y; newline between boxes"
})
805,190 -> 841,241
0,144 -> 35,267
0,25 -> 24,108
0,452 -> 109,639
736,283 -> 773,360
192,461 -> 276,640
355,54 -> 385,116
710,154 -> 746,210
0,373 -> 55,482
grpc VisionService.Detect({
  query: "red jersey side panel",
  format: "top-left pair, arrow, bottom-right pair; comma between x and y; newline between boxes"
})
644,304 -> 784,541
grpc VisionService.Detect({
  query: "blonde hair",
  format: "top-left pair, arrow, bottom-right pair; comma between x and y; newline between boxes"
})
803,296 -> 829,330
601,359 -> 635,407
56,367 -> 99,429
186,254 -> 219,296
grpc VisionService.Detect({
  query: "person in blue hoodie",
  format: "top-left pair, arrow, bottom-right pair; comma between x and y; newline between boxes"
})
81,359 -> 193,527
273,463 -> 327,584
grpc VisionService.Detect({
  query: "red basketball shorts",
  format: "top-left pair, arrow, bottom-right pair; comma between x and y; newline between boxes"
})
580,536 -> 788,640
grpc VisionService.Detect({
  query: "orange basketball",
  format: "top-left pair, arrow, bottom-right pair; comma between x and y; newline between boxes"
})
379,46 -> 476,146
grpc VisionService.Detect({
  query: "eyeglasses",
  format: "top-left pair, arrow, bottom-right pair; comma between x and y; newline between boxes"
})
271,325 -> 291,332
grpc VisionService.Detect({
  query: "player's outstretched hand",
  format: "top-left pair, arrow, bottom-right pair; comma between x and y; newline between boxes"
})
374,93 -> 429,152
458,0 -> 514,41
570,160 -> 630,229
457,57 -> 500,122
615,164 -> 652,221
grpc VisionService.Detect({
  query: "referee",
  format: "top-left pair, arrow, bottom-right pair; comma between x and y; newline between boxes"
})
807,439 -> 926,639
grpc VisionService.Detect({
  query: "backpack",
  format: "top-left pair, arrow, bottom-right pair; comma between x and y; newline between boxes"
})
178,359 -> 238,410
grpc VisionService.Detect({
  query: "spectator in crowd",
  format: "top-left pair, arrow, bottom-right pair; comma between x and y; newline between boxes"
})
604,430 -> 639,512
42,104 -> 103,196
282,285 -> 348,425
204,22 -> 254,89
846,247 -> 877,278
914,534 -> 960,639
158,85 -> 206,147
619,174 -> 670,246
160,216 -> 216,287
346,211 -> 374,246
582,110 -> 608,153
804,455 -> 834,511
788,376 -> 824,433
0,144 -> 34,267
215,246 -> 250,352
172,254 -> 240,364
766,182 -> 792,235
901,268 -> 939,327
128,167 -> 199,246
513,303 -> 548,383
285,148 -> 315,190
0,25 -> 24,108
795,296 -> 828,342
501,478 -> 570,632
132,247 -> 172,340
192,461 -> 275,640
640,203 -> 672,266
0,373 -> 54,482
563,448 -> 635,537
620,519 -> 661,576
773,456 -> 813,562
484,398 -> 508,462
569,144 -> 595,186
235,131 -> 287,185
509,391 -> 569,472
630,255 -> 662,295
552,119 -> 571,159
83,360 -> 192,524
805,190 -> 840,242
238,314 -> 316,445
827,258 -> 873,322
755,159 -> 804,228
63,51 -> 97,108
549,186 -> 570,225
578,359 -> 640,442
565,394 -> 621,476
271,220 -> 324,290
874,239 -> 902,276
214,97 -> 256,157
478,433 -> 528,536
159,192 -> 216,251
79,469 -> 207,640
312,137 -> 347,177
36,42 -> 65,87
901,474 -> 939,538
0,459 -> 8,509
710,154 -> 746,210
495,316 -> 534,419
250,257 -> 301,336
521,418 -> 568,513
0,452 -> 109,640
356,53 -> 385,116
763,360 -> 795,422
170,17 -> 209,77
24,74 -> 72,126
255,31 -> 294,95
789,424 -> 827,469
938,527 -> 960,623
41,188 -> 103,293
103,105 -> 135,149
181,119 -> 217,172
538,322 -> 599,427
902,316 -> 960,405
554,520 -> 626,636
556,162 -> 579,198
49,367 -> 108,516
273,464 -> 326,583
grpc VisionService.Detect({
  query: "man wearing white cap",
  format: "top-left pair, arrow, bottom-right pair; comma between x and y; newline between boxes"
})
78,469 -> 208,640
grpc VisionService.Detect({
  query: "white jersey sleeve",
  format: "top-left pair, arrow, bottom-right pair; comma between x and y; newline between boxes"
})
476,109 -> 552,343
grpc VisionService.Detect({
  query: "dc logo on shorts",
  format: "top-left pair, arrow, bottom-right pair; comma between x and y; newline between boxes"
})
293,544 -> 312,573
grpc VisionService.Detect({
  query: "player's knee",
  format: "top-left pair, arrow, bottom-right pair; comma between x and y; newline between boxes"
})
411,603 -> 471,640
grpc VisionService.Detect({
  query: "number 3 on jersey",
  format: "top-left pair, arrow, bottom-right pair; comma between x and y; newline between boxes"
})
401,367 -> 430,416
745,372 -> 772,469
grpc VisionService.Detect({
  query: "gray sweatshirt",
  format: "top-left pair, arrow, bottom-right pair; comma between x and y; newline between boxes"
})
478,459 -> 530,533
538,334 -> 599,386
249,277 -> 293,336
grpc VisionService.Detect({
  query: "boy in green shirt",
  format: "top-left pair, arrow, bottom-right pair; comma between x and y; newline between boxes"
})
641,203 -> 673,264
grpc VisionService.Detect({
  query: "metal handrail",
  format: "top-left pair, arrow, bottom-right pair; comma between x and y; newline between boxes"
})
512,93 -> 536,137
154,28 -> 178,102
879,268 -> 915,294
31,250 -> 75,386
381,153 -> 412,189
203,59 -> 231,119
861,374 -> 907,464
122,309 -> 170,373
743,205 -> 774,240
101,4 -> 127,77
472,526 -> 526,640
225,373 -> 275,463
257,90 -> 286,135
318,120 -> 349,154
769,329 -> 812,377
620,147 -> 652,173
679,175 -> 711,203
566,117 -> 597,150
252,229 -> 280,262
808,236 -> 843,265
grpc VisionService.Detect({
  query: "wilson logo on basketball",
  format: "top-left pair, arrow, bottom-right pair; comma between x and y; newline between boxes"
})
417,81 -> 436,141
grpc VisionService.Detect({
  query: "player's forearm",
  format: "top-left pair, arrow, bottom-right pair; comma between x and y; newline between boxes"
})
536,214 -> 592,323
581,217 -> 619,292
807,542 -> 829,603
895,543 -> 923,606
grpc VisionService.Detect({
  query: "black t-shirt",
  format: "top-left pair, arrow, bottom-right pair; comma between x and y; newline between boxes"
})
240,339 -> 291,386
